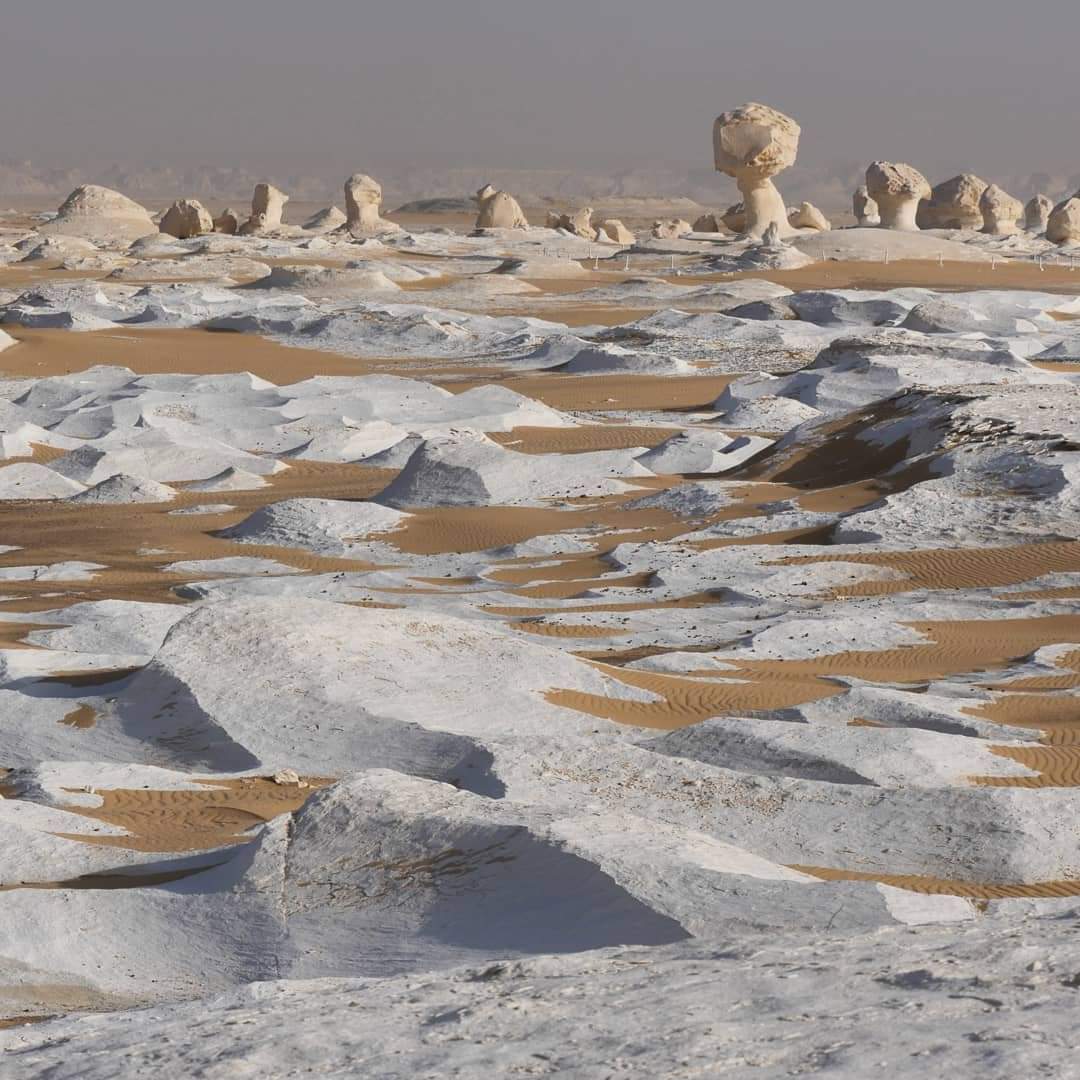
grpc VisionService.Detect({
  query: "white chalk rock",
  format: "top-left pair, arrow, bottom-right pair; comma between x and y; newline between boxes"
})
39,185 -> 156,244
344,174 -> 398,234
303,206 -> 347,233
1024,194 -> 1052,233
473,184 -> 529,230
852,186 -> 880,226
159,199 -> 214,239
1047,196 -> 1080,244
713,102 -> 800,239
979,184 -> 1023,235
213,207 -> 242,234
691,212 -> 722,233
788,202 -> 831,231
652,219 -> 693,239
598,219 -> 636,244
917,174 -> 987,230
240,183 -> 289,235
865,162 -> 931,231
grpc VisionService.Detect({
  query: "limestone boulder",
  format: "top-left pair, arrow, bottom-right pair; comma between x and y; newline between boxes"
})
788,202 -> 831,231
344,174 -> 398,234
1025,194 -> 1053,233
474,185 -> 528,230
721,203 -> 746,232
213,208 -> 243,235
159,199 -> 213,239
652,219 -> 693,240
713,103 -> 801,239
979,184 -> 1022,235
551,208 -> 596,240
692,213 -> 722,233
598,220 -> 635,244
865,162 -> 931,231
240,183 -> 289,235
303,206 -> 347,233
853,187 -> 879,226
917,174 -> 987,230
1047,196 -> 1080,244
39,185 -> 156,245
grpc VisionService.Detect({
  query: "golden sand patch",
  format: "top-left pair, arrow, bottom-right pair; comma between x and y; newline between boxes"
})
789,863 -> 1080,899
51,776 -> 332,853
489,425 -> 678,454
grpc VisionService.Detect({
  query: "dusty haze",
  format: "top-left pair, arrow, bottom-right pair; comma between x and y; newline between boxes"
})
2,0 -> 1079,206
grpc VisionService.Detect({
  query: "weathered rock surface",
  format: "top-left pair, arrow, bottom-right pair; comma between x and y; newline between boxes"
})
159,199 -> 214,239
866,161 -> 931,230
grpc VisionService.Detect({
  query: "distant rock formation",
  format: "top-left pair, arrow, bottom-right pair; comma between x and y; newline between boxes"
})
473,185 -> 528,230
852,187 -> 880,226
39,185 -> 156,244
865,162 -> 931,231
1025,194 -> 1053,233
240,183 -> 289,235
159,199 -> 213,239
692,212 -> 722,233
917,174 -> 987,230
213,208 -> 242,235
721,203 -> 746,232
598,220 -> 635,244
1047,195 -> 1080,244
344,174 -> 398,234
550,208 -> 596,240
979,184 -> 1022,235
713,102 -> 800,239
652,219 -> 693,239
304,206 -> 347,233
788,202 -> 831,231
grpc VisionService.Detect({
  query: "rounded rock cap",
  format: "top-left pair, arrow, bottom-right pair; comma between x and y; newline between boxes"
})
865,162 -> 931,200
713,103 -> 800,179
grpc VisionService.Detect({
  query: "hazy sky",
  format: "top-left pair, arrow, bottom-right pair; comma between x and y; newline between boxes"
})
3,0 -> 1078,180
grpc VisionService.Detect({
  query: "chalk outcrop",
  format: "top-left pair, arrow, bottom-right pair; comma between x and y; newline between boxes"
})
979,184 -> 1022,235
159,199 -> 214,239
1025,194 -> 1053,233
555,208 -> 597,240
713,103 -> 801,239
1047,195 -> 1080,244
788,202 -> 831,231
691,213 -> 722,233
917,174 -> 987,230
721,203 -> 746,232
852,187 -> 880,226
240,183 -> 289,235
304,206 -> 347,233
344,174 -> 398,234
652,219 -> 693,239
40,185 -> 156,244
598,219 -> 635,244
473,185 -> 529,230
213,208 -> 242,235
865,162 -> 931,231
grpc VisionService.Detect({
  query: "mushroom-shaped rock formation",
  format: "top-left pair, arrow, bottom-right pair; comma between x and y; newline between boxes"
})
865,162 -> 931,231
473,184 -> 529,230
916,174 -> 988,230
721,203 -> 746,232
239,183 -> 289,235
788,202 -> 831,231
1025,194 -> 1053,233
598,219 -> 635,244
852,186 -> 880,226
343,174 -> 398,234
40,185 -> 156,244
213,208 -> 242,235
652,219 -> 693,239
1047,195 -> 1080,244
556,208 -> 597,240
692,212 -> 722,233
979,184 -> 1023,235
303,206 -> 348,233
159,199 -> 214,239
713,103 -> 801,239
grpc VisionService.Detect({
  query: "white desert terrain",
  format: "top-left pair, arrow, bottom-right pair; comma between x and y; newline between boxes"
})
2,103 -> 1080,1077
